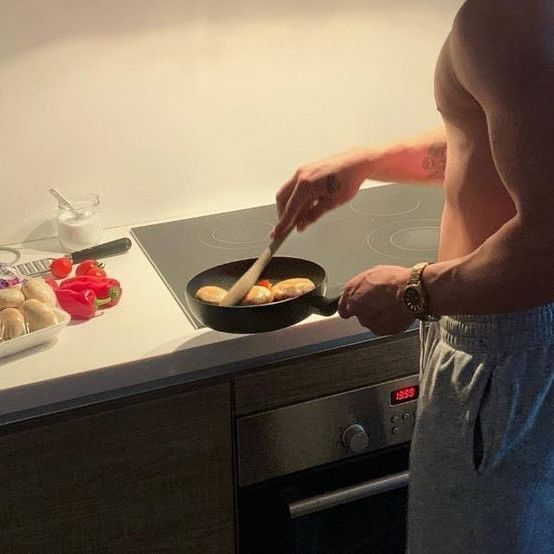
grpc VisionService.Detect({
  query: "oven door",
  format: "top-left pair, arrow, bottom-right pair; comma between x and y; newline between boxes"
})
239,443 -> 410,553
237,376 -> 418,553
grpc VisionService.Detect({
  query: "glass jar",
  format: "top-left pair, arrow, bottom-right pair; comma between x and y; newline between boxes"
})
56,193 -> 102,252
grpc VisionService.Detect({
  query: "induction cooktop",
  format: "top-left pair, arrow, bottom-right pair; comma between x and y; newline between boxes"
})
131,183 -> 444,328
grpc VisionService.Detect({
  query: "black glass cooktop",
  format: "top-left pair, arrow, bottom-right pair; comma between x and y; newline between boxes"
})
131,184 -> 444,328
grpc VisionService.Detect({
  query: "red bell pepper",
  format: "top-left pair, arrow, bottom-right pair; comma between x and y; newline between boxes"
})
59,275 -> 122,307
55,288 -> 111,319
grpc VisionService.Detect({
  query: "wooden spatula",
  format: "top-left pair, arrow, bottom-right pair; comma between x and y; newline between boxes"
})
219,229 -> 291,306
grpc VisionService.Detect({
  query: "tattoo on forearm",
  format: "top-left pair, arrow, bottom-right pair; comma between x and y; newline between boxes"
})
423,142 -> 447,178
325,174 -> 342,195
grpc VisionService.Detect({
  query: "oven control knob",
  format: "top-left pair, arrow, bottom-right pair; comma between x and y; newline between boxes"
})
342,424 -> 369,453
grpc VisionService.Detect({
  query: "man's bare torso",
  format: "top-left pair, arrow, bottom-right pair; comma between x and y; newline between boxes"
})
435,13 -> 517,262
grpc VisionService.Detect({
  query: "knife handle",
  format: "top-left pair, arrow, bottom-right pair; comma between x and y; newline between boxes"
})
70,238 -> 132,263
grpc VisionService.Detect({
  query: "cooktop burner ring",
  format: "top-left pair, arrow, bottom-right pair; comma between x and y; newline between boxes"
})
366,219 -> 440,261
389,226 -> 441,251
197,219 -> 275,250
349,188 -> 421,217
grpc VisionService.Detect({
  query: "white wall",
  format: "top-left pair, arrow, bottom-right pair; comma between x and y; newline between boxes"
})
0,0 -> 462,246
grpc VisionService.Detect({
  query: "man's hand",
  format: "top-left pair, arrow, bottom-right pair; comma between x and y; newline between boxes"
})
338,265 -> 415,335
272,148 -> 371,239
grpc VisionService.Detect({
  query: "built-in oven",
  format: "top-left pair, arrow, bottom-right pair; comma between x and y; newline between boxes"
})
236,375 -> 419,553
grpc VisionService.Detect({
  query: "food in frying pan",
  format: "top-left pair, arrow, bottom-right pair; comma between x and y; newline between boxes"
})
0,307 -> 26,340
241,285 -> 274,305
272,278 -> 316,301
195,276 -> 316,306
195,285 -> 228,305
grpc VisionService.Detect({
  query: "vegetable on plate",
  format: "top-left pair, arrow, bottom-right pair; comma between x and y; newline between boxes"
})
75,259 -> 105,277
19,298 -> 58,331
21,277 -> 58,307
49,257 -> 73,279
54,288 -> 111,319
59,275 -> 122,307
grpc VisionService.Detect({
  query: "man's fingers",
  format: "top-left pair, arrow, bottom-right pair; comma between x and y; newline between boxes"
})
276,172 -> 299,219
275,179 -> 316,237
297,197 -> 333,231
273,198 -> 302,239
274,172 -> 337,238
277,199 -> 303,237
337,293 -> 350,318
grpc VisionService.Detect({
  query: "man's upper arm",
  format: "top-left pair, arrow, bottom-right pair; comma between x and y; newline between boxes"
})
450,1 -> 554,223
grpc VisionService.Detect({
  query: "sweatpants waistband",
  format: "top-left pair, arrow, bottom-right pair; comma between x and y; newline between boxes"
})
438,303 -> 554,351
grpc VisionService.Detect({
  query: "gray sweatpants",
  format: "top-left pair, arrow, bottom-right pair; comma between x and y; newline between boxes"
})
407,305 -> 554,553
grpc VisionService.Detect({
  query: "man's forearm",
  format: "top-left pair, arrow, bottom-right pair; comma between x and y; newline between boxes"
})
360,126 -> 447,185
424,215 -> 554,315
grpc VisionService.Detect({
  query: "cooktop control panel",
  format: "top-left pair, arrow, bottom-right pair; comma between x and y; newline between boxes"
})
237,374 -> 419,486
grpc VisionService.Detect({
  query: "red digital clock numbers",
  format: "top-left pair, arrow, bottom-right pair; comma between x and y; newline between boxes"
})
390,385 -> 419,405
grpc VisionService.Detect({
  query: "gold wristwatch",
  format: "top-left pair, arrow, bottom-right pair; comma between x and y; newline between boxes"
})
402,262 -> 441,321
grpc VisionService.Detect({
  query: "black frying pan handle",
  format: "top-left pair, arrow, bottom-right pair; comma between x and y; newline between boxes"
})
309,293 -> 342,317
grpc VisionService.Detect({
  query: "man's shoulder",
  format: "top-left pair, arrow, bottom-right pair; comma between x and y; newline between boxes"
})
453,0 -> 552,44
450,0 -> 553,100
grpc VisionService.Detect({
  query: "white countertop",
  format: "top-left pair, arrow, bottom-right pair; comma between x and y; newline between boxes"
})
0,204 -> 385,425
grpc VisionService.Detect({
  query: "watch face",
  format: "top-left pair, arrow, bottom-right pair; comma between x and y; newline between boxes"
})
403,285 -> 424,314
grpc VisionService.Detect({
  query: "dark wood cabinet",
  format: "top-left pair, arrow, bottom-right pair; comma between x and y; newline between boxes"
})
0,330 -> 420,552
235,331 -> 420,415
0,383 -> 234,553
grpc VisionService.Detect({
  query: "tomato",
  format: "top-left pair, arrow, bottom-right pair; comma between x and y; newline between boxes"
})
257,279 -> 272,289
86,267 -> 107,278
50,257 -> 73,279
76,259 -> 104,276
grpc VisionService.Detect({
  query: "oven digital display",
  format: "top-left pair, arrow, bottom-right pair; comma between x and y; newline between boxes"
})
390,385 -> 419,405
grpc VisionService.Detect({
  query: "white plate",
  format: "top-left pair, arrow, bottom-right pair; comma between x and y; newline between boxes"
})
0,308 -> 70,360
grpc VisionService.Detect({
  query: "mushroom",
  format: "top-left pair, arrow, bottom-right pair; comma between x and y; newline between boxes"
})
0,308 -> 27,340
21,278 -> 57,307
0,286 -> 25,310
19,299 -> 58,332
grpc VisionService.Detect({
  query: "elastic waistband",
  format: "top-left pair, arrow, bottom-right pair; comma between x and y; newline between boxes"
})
439,304 -> 554,351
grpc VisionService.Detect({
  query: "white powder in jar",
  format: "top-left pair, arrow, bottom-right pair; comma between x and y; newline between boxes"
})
58,211 -> 102,251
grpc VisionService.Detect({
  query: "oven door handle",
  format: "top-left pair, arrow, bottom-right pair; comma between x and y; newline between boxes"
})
288,470 -> 409,519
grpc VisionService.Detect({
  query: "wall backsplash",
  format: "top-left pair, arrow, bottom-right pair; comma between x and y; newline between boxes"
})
0,0 -> 462,246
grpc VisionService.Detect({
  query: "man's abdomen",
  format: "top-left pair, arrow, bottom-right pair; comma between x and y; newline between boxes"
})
437,168 -> 516,261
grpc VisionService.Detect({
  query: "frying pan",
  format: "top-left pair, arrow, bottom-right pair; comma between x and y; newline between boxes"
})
185,257 -> 341,334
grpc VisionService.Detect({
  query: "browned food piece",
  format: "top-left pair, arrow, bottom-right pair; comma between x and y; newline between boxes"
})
272,278 -> 316,301
0,286 -> 25,310
195,285 -> 228,305
240,285 -> 274,306
21,278 -> 57,307
19,299 -> 58,331
0,308 -> 27,340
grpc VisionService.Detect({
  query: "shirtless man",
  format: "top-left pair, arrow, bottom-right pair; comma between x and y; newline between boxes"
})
273,1 -> 554,552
